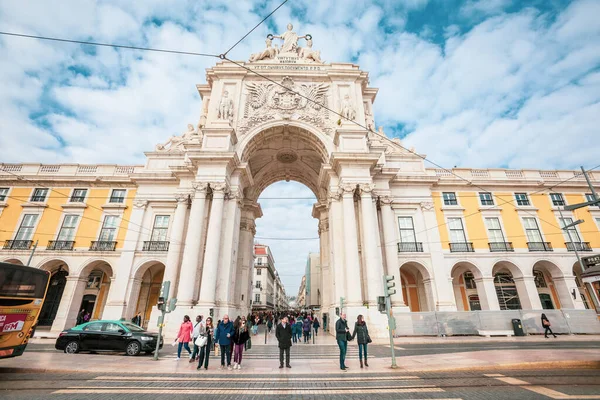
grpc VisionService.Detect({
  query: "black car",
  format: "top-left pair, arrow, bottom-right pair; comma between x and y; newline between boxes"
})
55,320 -> 163,356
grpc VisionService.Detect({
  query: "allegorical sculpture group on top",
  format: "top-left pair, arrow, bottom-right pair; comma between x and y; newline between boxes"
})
249,23 -> 322,63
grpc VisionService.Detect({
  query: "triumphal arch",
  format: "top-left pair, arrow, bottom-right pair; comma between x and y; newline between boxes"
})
141,24 -> 427,337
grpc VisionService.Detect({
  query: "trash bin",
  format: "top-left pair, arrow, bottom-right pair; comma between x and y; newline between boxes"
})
511,318 -> 525,336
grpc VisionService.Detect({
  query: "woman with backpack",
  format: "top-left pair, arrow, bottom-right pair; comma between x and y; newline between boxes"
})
302,317 -> 311,343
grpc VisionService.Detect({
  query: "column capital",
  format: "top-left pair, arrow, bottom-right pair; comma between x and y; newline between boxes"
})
327,188 -> 342,203
133,199 -> 148,209
175,192 -> 191,204
318,218 -> 329,235
226,187 -> 243,204
378,195 -> 393,206
209,182 -> 229,194
339,183 -> 357,195
240,217 -> 256,233
358,182 -> 375,195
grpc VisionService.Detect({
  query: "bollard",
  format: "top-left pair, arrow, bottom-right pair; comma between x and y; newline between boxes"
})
264,325 -> 267,344
312,327 -> 315,344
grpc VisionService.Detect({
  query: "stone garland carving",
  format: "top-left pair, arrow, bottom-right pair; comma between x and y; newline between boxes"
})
175,193 -> 190,204
192,181 -> 210,193
238,76 -> 332,136
357,183 -> 374,194
217,91 -> 234,123
420,201 -> 435,211
378,195 -> 393,206
133,199 -> 148,209
339,183 -> 357,195
209,182 -> 229,194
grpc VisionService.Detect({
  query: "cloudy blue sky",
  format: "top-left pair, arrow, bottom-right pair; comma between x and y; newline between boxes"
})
1,0 -> 599,293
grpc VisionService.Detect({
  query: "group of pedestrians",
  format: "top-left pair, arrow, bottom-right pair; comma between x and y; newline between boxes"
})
175,314 -> 250,371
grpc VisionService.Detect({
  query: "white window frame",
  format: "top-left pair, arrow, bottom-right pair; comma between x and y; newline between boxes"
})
485,217 -> 506,243
397,216 -> 417,243
442,192 -> 458,206
447,217 -> 467,243
97,214 -> 119,242
255,293 -> 261,303
13,214 -> 40,241
30,188 -> 49,203
515,192 -> 530,206
150,215 -> 170,242
256,268 -> 262,275
109,189 -> 127,204
0,187 -> 9,202
56,214 -> 80,241
479,192 -> 494,206
522,217 -> 544,243
559,217 -> 582,242
70,188 -> 88,203
585,193 -> 600,209
550,193 -> 565,207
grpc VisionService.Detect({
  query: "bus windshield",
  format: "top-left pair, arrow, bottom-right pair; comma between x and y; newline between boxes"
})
0,264 -> 48,299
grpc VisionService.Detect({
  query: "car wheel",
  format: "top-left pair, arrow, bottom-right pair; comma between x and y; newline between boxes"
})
64,341 -> 80,354
126,341 -> 141,356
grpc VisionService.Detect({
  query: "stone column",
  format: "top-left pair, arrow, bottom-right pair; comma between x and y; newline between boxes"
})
215,190 -> 242,314
378,196 -> 406,308
474,277 -> 500,310
163,194 -> 189,291
176,182 -> 209,305
102,200 -> 148,320
318,211 -> 332,310
514,276 -> 543,310
340,184 -> 363,306
359,184 -> 384,304
198,183 -> 228,307
552,276 -> 585,309
50,276 -> 87,333
124,277 -> 143,318
237,212 -> 256,316
328,192 -> 345,306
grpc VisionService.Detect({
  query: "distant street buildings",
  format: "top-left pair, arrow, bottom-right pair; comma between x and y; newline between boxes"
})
252,243 -> 288,313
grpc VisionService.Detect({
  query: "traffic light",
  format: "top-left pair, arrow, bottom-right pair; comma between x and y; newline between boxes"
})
157,296 -> 165,311
160,281 -> 170,300
377,296 -> 386,313
168,298 -> 177,312
384,275 -> 396,297
209,308 -> 214,318
335,307 -> 340,316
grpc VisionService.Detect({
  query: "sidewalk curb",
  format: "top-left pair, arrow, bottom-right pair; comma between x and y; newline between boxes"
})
2,360 -> 598,375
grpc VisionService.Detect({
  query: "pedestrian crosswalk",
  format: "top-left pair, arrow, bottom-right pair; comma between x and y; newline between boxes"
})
161,344 -> 376,359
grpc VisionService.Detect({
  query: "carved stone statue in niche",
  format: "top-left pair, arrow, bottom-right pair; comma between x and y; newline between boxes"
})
299,38 -> 322,63
340,94 -> 356,121
218,90 -> 234,122
249,37 -> 279,62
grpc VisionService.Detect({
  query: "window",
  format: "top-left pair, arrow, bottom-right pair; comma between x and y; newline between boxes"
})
442,192 -> 458,206
109,189 -> 126,203
103,323 -> 122,332
255,294 -> 261,303
255,280 -> 261,289
468,295 -> 481,311
150,215 -> 170,241
485,217 -> 505,242
398,217 -> 416,243
70,189 -> 87,202
256,268 -> 262,275
83,322 -> 103,331
523,218 -> 543,242
550,193 -> 565,206
57,215 -> 79,241
0,188 -> 8,201
559,217 -> 582,242
448,218 -> 467,243
494,272 -> 521,310
585,193 -> 600,208
515,193 -> 530,206
87,272 -> 102,289
539,293 -> 554,310
15,214 -> 38,241
479,192 -> 494,206
30,188 -> 48,202
99,215 -> 119,241
464,272 -> 476,289
257,257 -> 263,265
534,270 -> 547,288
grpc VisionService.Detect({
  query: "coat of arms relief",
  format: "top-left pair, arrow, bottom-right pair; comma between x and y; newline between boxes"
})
237,76 -> 333,136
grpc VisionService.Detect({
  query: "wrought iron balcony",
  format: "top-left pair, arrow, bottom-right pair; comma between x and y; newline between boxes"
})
566,242 -> 592,252
142,241 -> 169,251
47,240 -> 75,250
89,241 -> 117,251
488,242 -> 514,252
3,240 -> 33,250
449,242 -> 474,252
527,242 -> 553,251
398,242 -> 424,252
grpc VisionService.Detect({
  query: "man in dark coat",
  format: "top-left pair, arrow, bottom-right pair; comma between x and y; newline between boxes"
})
335,313 -> 350,370
275,316 -> 293,368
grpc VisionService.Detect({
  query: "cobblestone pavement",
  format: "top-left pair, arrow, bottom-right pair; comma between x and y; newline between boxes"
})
1,368 -> 599,399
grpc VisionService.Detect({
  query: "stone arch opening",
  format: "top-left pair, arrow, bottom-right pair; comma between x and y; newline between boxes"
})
1,257 -> 24,265
532,260 -> 564,310
492,261 -> 524,310
130,260 -> 166,328
400,261 -> 433,312
37,259 -> 70,327
450,261 -> 485,311
72,260 -> 114,325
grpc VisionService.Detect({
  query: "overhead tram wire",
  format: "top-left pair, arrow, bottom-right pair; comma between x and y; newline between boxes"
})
220,0 -> 290,57
223,56 -> 597,234
0,31 -> 219,58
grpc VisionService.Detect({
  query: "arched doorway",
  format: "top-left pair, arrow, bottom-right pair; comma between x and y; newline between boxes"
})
37,260 -> 70,327
72,260 -> 114,324
451,262 -> 485,311
492,261 -> 527,310
132,261 -> 165,329
399,262 -> 433,312
531,260 -> 565,310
